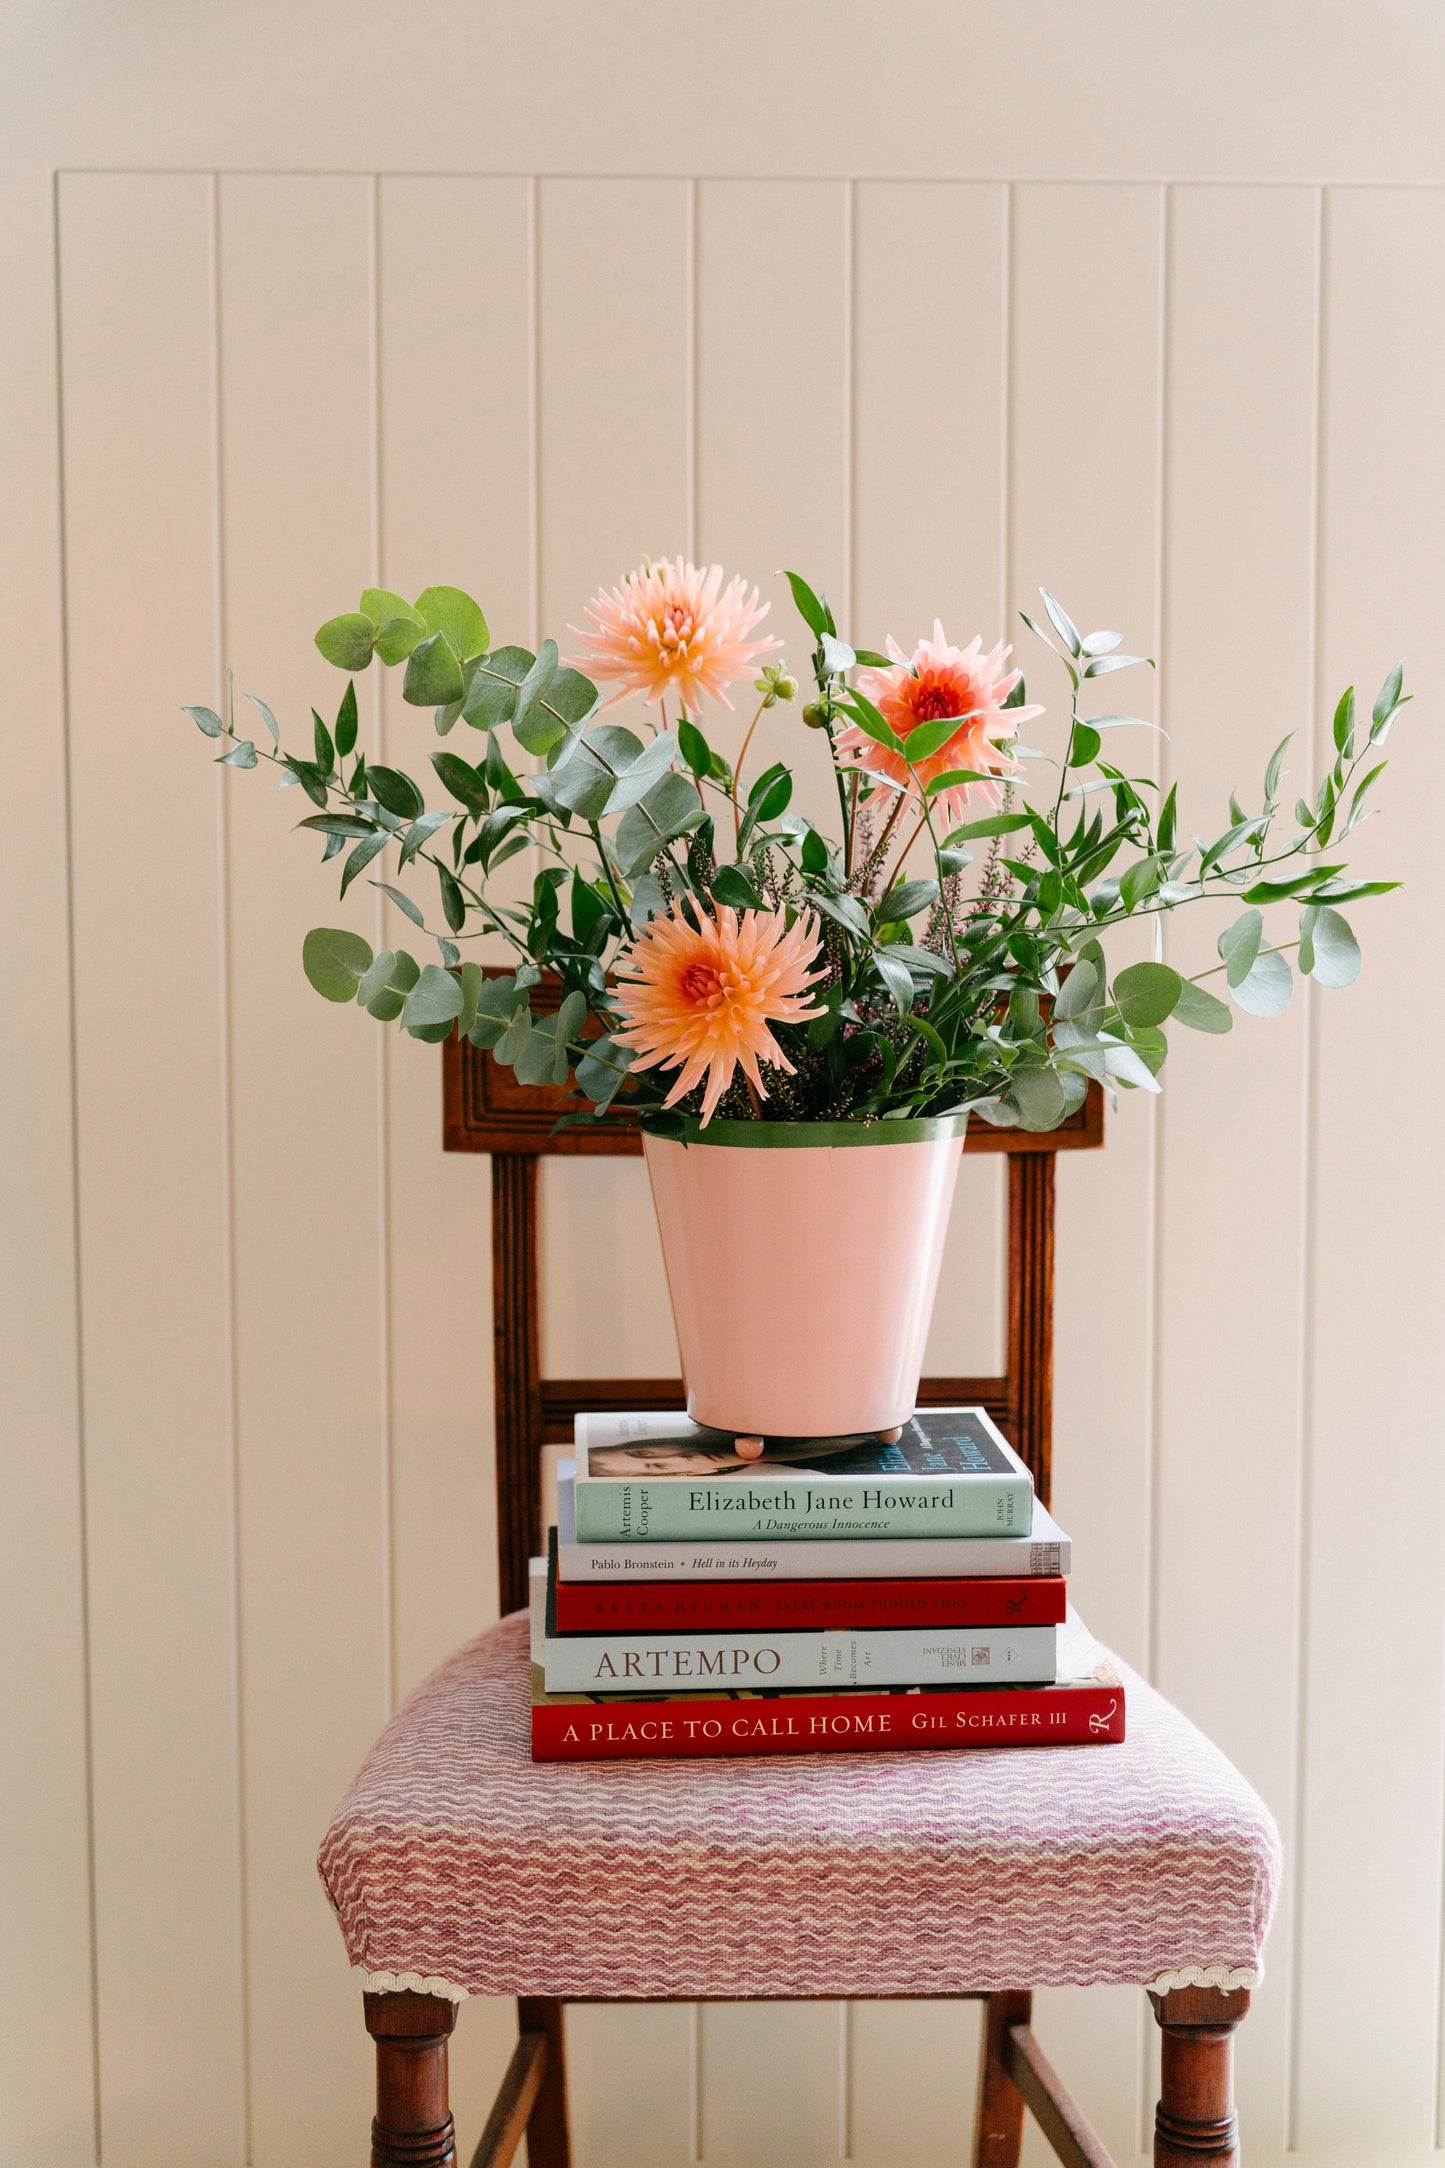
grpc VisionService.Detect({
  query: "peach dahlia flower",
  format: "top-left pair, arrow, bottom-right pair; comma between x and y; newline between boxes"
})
837,623 -> 1042,828
614,905 -> 826,1124
570,557 -> 780,714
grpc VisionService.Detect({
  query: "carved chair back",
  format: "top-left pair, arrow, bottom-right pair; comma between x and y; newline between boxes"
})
442,1033 -> 1102,1613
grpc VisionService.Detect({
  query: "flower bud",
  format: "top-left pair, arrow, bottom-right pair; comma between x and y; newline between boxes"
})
802,700 -> 831,730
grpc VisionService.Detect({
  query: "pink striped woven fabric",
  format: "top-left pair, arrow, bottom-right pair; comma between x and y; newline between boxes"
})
318,1613 -> 1279,2001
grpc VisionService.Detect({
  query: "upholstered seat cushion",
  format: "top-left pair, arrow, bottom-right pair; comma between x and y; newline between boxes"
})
318,1613 -> 1279,2002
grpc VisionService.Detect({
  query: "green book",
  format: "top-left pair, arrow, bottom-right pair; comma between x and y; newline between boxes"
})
570,1408 -> 1033,1542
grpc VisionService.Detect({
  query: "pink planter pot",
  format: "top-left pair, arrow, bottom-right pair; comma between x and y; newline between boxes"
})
641,1116 -> 968,1437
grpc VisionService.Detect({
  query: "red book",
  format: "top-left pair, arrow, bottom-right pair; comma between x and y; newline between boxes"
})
531,1671 -> 1125,1762
549,1533 -> 1066,1632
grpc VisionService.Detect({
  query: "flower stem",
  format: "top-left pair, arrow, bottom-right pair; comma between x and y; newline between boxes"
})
731,694 -> 770,845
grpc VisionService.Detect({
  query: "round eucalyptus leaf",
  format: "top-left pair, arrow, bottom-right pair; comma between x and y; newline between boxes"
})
315,613 -> 377,672
1171,979 -> 1233,1034
414,585 -> 490,662
1112,960 -> 1183,1027
1308,906 -> 1362,989
403,632 -> 465,708
302,926 -> 374,1002
1230,947 -> 1293,1018
1009,1064 -> 1068,1132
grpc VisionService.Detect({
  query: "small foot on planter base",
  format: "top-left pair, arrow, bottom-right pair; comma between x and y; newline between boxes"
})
734,1435 -> 766,1461
876,1425 -> 903,1444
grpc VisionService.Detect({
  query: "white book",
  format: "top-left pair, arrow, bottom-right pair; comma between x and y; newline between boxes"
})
556,1465 -> 1072,1580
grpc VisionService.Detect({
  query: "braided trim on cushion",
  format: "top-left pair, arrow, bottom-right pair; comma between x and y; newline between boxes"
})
1146,1964 -> 1259,1993
353,1965 -> 468,2002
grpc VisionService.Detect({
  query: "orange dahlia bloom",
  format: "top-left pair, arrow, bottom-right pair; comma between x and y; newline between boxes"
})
837,622 -> 1042,828
570,557 -> 780,714
614,905 -> 826,1124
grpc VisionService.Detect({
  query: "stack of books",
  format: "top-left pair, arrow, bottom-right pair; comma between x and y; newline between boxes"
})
529,1408 -> 1125,1762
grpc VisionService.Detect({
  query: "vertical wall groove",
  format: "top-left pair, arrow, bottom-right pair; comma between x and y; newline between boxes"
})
208,166 -> 254,2168
49,165 -> 104,2168
1139,183 -> 1172,2154
1285,178 -> 1328,2156
368,170 -> 399,1723
685,177 -> 698,563
842,177 -> 856,634
527,175 -> 541,651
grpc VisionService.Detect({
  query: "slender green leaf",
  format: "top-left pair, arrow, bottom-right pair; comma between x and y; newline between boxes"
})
244,692 -> 280,746
1083,654 -> 1146,678
184,703 -> 225,737
1372,662 -> 1404,730
429,750 -> 488,815
781,568 -> 829,638
1039,589 -> 1082,656
366,765 -> 424,820
944,811 -> 1032,842
879,878 -> 938,921
899,711 -> 980,763
295,813 -> 377,839
711,863 -> 765,910
333,680 -> 359,758
372,880 -> 427,929
436,861 -> 466,933
925,767 -> 993,796
678,718 -> 712,778
217,739 -> 258,768
340,830 -> 388,897
398,809 -> 453,867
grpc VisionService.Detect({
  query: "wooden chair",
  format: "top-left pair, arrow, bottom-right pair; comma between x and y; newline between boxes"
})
321,1030 -> 1275,2168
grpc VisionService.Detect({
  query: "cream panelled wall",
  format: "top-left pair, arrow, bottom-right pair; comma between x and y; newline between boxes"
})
5,9 -> 1445,2168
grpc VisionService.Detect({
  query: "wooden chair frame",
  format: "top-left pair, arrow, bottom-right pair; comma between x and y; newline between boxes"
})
357,1040 -> 1248,2168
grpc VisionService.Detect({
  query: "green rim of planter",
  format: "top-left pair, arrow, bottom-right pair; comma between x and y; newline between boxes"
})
642,1113 -> 971,1149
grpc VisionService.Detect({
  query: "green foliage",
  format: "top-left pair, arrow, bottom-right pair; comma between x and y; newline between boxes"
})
186,577 -> 1407,1135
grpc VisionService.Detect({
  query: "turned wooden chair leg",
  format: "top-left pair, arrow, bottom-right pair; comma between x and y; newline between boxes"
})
364,1990 -> 458,2168
518,1997 -> 572,2168
1149,1985 -> 1250,2168
972,1990 -> 1031,2168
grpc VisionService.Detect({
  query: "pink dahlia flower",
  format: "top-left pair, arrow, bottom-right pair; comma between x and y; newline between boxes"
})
837,623 -> 1042,827
613,905 -> 826,1124
570,558 -> 780,714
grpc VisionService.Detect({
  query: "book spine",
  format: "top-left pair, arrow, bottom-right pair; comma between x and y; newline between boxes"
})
552,1575 -> 1068,1632
541,1624 -> 1056,1693
557,1533 -> 1071,1580
532,1682 -> 1125,1761
572,1473 -> 1032,1542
